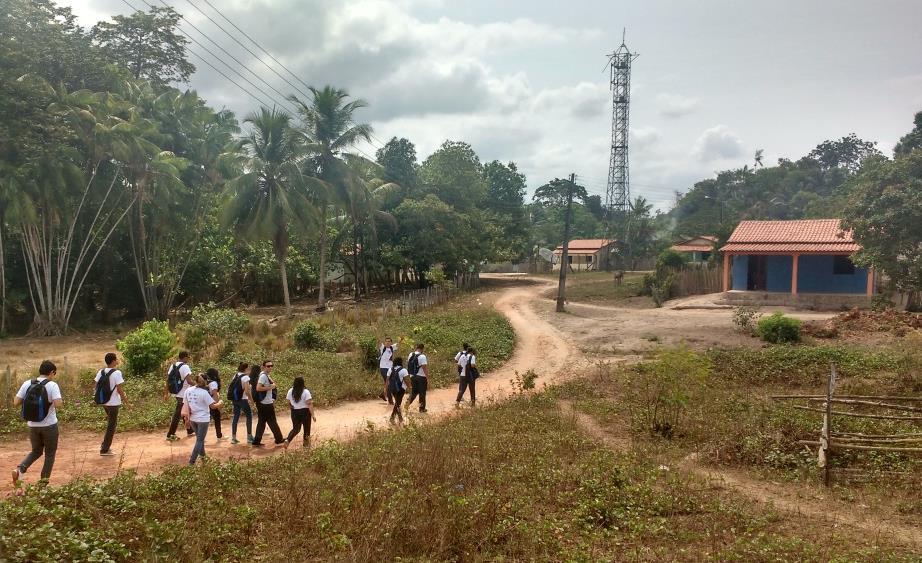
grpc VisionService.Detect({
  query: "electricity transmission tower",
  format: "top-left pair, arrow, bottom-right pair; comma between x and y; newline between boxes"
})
605,31 -> 639,238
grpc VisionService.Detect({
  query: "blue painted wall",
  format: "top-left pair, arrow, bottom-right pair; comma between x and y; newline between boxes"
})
731,255 -> 748,290
797,255 -> 868,293
766,255 -> 792,292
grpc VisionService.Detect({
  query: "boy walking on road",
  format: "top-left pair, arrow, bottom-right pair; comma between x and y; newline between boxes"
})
378,337 -> 397,404
251,360 -> 285,447
388,357 -> 410,424
456,347 -> 478,406
405,343 -> 429,413
12,360 -> 63,487
95,353 -> 127,456
166,351 -> 193,441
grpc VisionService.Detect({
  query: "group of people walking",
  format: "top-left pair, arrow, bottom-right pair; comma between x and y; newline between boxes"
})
11,339 -> 483,487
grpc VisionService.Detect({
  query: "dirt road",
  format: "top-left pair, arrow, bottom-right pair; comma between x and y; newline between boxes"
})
0,279 -> 573,492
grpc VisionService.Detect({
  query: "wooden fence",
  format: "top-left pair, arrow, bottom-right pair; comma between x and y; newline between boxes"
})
669,264 -> 724,298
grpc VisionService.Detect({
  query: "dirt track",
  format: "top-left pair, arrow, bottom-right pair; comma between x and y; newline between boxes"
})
0,278 -> 574,492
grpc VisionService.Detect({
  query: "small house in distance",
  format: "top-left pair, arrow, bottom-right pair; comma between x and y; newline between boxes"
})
720,219 -> 874,308
553,239 -> 616,271
670,235 -> 718,263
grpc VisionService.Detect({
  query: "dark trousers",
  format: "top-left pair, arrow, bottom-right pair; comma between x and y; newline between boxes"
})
380,368 -> 393,403
19,424 -> 59,480
167,397 -> 191,437
232,399 -> 253,438
286,408 -> 312,443
253,402 -> 284,445
406,376 -> 428,411
456,375 -> 476,403
390,390 -> 405,422
101,406 -> 119,453
210,407 -> 223,438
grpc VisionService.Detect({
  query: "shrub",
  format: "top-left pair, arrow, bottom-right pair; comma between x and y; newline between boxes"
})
628,346 -> 711,438
649,272 -> 677,307
117,320 -> 176,376
293,321 -> 322,350
732,305 -> 762,334
756,312 -> 802,344
178,304 -> 249,351
655,248 -> 687,273
871,294 -> 894,312
358,335 -> 379,370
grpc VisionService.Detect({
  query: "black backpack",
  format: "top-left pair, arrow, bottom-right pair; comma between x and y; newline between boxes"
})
253,373 -> 277,402
21,379 -> 52,422
94,368 -> 115,405
388,367 -> 404,395
407,352 -> 421,376
227,373 -> 244,401
167,362 -> 186,395
466,357 -> 480,380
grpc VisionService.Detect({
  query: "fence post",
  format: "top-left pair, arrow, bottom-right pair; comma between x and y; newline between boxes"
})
821,363 -> 837,487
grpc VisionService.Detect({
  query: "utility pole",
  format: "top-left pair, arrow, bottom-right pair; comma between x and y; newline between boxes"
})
556,173 -> 576,313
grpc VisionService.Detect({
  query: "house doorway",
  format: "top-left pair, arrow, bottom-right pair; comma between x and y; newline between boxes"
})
747,255 -> 767,290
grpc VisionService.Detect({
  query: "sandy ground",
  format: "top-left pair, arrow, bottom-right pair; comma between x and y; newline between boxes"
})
0,278 -> 575,492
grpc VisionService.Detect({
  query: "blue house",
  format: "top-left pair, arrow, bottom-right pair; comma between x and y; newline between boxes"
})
720,219 -> 874,297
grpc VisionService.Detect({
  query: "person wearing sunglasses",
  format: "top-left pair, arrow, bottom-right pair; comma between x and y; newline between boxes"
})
250,360 -> 285,447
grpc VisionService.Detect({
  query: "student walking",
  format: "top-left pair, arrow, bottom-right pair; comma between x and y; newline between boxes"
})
227,362 -> 254,444
251,360 -> 285,447
12,360 -> 63,487
205,368 -> 224,440
405,343 -> 429,413
166,351 -> 194,441
378,337 -> 397,404
454,343 -> 470,376
388,357 -> 410,424
184,374 -> 223,465
284,377 -> 316,448
94,353 -> 127,456
456,347 -> 479,406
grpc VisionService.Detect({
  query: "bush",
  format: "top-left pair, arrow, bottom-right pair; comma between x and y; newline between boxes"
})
358,335 -> 379,370
117,320 -> 176,376
178,304 -> 250,351
756,312 -> 802,344
655,248 -> 686,273
293,321 -> 322,350
628,346 -> 711,438
732,305 -> 762,334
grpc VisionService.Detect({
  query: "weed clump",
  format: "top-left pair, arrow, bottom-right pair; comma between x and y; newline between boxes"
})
116,320 -> 176,376
757,312 -> 801,343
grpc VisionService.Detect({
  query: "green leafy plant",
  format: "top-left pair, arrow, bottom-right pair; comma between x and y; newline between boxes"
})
629,346 -> 711,438
757,312 -> 802,344
293,321 -> 322,350
732,305 -> 762,334
116,320 -> 176,376
358,335 -> 379,370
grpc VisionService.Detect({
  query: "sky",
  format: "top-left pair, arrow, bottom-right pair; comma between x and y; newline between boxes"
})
63,0 -> 922,209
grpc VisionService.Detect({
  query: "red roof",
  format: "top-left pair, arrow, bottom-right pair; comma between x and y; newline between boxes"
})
671,235 -> 718,253
720,219 -> 861,253
554,239 -> 614,252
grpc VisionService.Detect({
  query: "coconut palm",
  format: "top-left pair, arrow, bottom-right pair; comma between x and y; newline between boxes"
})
224,107 -> 323,316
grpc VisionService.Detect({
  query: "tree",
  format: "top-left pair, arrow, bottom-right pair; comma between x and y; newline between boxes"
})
224,108 -> 320,316
91,6 -> 194,88
419,141 -> 486,211
844,152 -> 922,310
483,161 -> 529,262
620,196 -> 656,268
807,133 -> 881,174
894,111 -> 922,158
376,137 -> 418,195
533,178 -> 589,207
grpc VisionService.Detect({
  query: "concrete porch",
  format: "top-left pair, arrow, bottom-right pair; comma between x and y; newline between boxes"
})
722,290 -> 872,311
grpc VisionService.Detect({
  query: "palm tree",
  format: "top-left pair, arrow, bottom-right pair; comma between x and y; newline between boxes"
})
224,107 -> 321,316
289,86 -> 373,305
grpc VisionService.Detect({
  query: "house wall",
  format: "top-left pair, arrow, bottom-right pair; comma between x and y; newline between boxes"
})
766,255 -> 792,292
731,255 -> 748,290
797,255 -> 868,294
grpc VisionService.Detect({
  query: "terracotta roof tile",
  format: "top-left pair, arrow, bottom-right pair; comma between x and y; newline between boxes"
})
671,243 -> 715,252
720,219 -> 861,253
554,239 -> 613,251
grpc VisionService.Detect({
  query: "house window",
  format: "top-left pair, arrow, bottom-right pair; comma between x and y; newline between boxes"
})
568,255 -> 573,264
587,256 -> 593,264
833,256 -> 855,275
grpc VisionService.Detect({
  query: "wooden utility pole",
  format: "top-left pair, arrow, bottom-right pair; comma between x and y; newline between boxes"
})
556,173 -> 576,313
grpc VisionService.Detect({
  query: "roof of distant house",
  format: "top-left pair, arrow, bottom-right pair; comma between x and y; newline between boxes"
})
553,239 -> 614,253
671,235 -> 718,253
720,219 -> 861,253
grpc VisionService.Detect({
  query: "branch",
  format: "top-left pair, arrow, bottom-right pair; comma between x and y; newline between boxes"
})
789,405 -> 922,420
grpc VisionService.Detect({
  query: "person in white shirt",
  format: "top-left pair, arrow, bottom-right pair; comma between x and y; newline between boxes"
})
284,377 -> 316,448
405,343 -> 430,413
454,343 -> 470,376
378,337 -> 397,404
205,368 -> 225,440
456,347 -> 478,406
388,357 -> 410,424
12,360 -> 64,486
228,362 -> 254,444
95,352 -> 127,456
165,351 -> 194,441
251,360 -> 285,447
184,374 -> 223,465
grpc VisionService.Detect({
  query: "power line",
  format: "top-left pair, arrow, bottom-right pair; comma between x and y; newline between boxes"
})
120,0 -> 274,109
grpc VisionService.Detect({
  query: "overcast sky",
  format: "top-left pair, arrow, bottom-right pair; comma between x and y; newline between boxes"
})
64,0 -> 922,209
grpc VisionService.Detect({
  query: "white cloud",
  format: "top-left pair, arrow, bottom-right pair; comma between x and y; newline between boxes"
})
631,126 -> 662,151
693,125 -> 744,161
655,93 -> 701,118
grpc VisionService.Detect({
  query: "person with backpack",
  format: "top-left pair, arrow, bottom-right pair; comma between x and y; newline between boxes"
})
184,373 -> 224,465
205,368 -> 224,441
284,376 -> 316,448
251,360 -> 285,447
456,346 -> 479,407
378,337 -> 397,404
165,351 -> 194,441
227,362 -> 254,445
388,357 -> 410,424
94,353 -> 127,456
12,360 -> 63,486
454,343 -> 470,376
405,343 -> 429,413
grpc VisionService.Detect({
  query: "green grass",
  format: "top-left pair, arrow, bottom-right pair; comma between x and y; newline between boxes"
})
543,271 -> 648,305
0,393 -> 913,561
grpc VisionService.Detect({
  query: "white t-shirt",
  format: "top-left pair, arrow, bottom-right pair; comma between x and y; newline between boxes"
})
454,350 -> 467,365
168,362 -> 193,398
184,386 -> 215,423
393,367 -> 410,390
458,353 -> 476,376
208,380 -> 219,396
379,344 -> 397,369
257,372 -> 276,404
410,352 -> 429,377
231,373 -> 250,400
16,377 -> 63,427
286,388 -> 312,409
94,368 -> 125,407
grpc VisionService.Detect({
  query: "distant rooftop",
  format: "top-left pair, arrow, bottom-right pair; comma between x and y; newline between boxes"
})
720,219 -> 861,253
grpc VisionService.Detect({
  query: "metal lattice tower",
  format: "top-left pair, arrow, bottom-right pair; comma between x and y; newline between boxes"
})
605,31 -> 639,219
